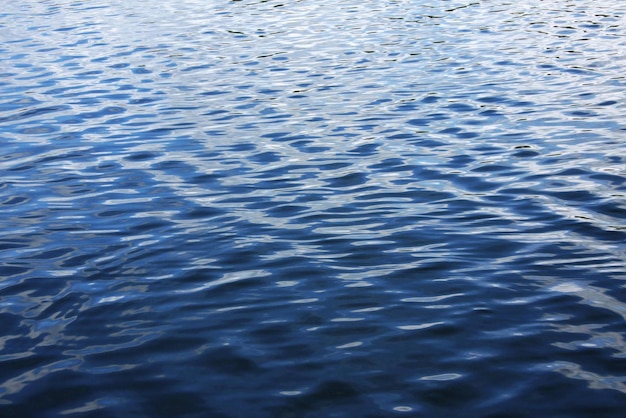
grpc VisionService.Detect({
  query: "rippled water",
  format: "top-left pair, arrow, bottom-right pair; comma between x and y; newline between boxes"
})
1,0 -> 626,416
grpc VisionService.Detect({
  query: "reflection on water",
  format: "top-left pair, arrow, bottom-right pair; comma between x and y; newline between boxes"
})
1,0 -> 626,416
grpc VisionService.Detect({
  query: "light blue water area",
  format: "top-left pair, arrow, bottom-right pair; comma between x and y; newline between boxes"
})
1,1 -> 626,416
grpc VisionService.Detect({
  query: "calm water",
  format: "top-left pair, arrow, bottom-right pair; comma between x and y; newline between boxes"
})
1,0 -> 626,416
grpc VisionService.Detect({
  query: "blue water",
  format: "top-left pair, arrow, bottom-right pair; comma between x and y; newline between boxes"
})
1,0 -> 626,416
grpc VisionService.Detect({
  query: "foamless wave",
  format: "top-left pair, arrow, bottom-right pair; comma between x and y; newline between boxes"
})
1,0 -> 625,416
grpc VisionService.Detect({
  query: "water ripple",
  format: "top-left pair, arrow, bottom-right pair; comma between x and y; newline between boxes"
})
1,0 -> 626,416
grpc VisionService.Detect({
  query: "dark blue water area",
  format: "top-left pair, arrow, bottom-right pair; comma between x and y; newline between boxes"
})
1,0 -> 626,416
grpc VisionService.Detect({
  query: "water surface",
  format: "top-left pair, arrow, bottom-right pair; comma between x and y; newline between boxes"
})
1,0 -> 626,416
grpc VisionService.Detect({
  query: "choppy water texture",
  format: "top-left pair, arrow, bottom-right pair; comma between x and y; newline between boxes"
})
1,0 -> 626,416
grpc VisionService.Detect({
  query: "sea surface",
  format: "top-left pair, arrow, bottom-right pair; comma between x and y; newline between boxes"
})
1,0 -> 626,416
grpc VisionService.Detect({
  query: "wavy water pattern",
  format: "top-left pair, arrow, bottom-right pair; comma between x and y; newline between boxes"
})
1,0 -> 626,416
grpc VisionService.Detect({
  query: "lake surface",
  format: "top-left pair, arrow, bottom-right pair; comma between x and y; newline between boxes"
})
1,0 -> 626,416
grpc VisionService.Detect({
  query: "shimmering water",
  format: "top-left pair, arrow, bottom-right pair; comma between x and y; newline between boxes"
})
1,0 -> 626,416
